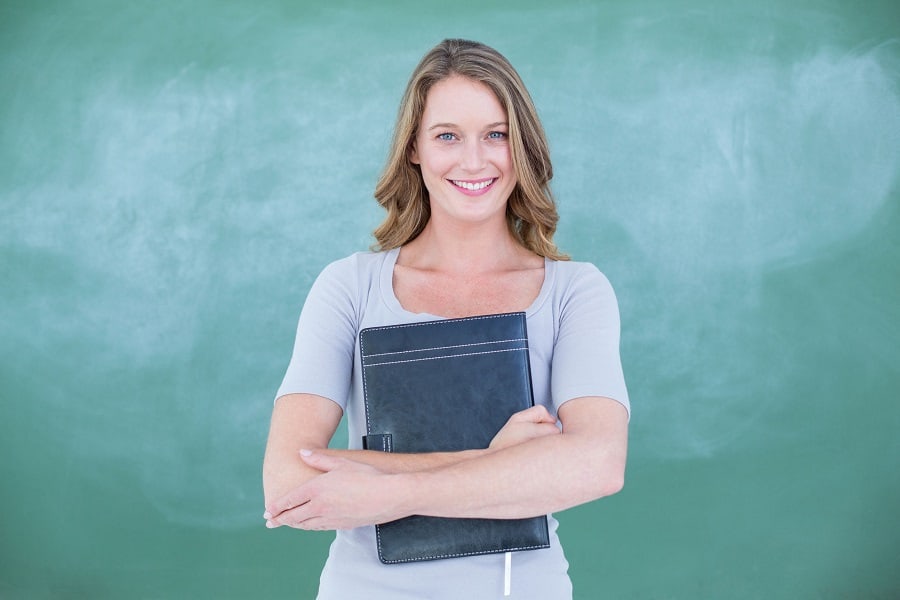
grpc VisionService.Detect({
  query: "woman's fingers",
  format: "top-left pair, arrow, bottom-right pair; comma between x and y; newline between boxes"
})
490,405 -> 560,451
509,404 -> 556,424
266,503 -> 318,530
265,452 -> 397,531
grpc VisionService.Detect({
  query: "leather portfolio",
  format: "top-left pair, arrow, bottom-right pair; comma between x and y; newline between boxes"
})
359,312 -> 550,564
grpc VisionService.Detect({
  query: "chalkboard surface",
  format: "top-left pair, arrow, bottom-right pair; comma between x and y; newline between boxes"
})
2,1 -> 898,598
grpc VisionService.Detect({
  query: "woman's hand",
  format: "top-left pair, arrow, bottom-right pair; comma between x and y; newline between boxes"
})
489,405 -> 560,451
264,450 -> 407,531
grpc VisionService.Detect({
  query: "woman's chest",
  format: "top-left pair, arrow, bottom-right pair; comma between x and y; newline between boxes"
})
392,267 -> 544,319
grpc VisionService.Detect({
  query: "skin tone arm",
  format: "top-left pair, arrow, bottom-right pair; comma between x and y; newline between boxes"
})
264,395 -> 628,530
261,392 -> 541,504
262,394 -> 343,506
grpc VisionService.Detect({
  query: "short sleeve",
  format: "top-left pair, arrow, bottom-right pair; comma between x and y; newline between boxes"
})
551,264 -> 630,418
275,256 -> 360,410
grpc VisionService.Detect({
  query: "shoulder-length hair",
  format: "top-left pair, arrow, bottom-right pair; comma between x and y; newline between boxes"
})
373,39 -> 568,260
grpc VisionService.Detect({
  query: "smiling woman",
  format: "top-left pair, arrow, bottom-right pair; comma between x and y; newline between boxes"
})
262,38 -> 630,600
410,76 -> 516,230
372,39 -> 566,261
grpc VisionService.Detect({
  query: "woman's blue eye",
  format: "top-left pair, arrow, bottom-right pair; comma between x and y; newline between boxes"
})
437,133 -> 455,141
488,131 -> 507,140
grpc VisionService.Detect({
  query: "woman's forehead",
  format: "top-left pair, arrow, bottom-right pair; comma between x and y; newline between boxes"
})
420,76 -> 507,127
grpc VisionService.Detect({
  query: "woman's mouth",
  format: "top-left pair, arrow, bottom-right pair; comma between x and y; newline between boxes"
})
450,178 -> 497,194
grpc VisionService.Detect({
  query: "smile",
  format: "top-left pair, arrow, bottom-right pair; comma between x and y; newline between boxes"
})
450,178 -> 496,191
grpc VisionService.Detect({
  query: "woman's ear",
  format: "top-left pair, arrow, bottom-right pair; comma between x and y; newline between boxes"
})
409,140 -> 419,165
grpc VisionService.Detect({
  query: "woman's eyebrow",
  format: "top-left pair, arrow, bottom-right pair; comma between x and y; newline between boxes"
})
426,121 -> 509,131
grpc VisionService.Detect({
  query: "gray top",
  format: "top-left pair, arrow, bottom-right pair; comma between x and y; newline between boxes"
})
277,247 -> 629,599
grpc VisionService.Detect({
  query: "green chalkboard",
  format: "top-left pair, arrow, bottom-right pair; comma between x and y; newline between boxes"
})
2,0 -> 898,598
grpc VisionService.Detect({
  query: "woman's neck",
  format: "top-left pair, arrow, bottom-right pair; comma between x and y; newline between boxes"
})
399,218 -> 539,275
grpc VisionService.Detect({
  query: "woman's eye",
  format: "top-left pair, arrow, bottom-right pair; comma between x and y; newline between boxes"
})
487,131 -> 507,140
437,133 -> 456,141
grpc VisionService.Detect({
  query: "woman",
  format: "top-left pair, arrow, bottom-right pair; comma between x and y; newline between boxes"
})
263,39 -> 630,599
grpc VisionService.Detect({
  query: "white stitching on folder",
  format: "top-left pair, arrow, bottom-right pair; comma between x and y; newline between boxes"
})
377,543 -> 547,564
365,338 -> 526,358
365,347 -> 526,367
365,313 -> 517,333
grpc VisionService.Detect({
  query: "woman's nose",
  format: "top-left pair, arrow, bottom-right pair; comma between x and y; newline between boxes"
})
459,139 -> 486,172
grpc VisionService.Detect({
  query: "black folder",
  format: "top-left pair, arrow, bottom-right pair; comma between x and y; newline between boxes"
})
359,312 -> 550,564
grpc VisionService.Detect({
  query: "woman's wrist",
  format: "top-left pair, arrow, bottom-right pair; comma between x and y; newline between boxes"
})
388,471 -> 429,521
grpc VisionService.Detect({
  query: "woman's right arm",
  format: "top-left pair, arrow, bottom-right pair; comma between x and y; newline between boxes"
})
262,393 -> 344,506
262,257 -> 359,507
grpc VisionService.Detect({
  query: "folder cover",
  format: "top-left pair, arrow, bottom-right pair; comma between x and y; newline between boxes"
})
359,312 -> 550,564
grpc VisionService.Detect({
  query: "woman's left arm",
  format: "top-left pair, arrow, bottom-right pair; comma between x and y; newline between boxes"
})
407,395 -> 628,518
265,395 -> 627,530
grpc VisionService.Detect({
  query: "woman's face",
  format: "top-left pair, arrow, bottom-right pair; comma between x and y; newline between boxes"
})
410,75 -> 517,228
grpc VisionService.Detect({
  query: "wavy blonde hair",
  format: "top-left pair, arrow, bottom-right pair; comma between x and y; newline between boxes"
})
373,39 -> 568,260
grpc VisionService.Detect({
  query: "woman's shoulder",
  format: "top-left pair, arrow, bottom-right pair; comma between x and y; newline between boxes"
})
301,250 -> 394,320
542,257 -> 621,316
318,249 -> 393,282
550,258 -> 613,291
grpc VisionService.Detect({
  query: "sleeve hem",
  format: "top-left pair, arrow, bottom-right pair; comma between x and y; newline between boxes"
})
555,394 -> 631,422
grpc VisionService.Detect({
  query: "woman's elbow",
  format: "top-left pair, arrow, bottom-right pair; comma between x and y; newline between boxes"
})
597,470 -> 625,498
564,467 -> 623,510
588,457 -> 626,500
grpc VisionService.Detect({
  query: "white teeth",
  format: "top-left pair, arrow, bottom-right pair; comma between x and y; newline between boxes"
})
452,179 -> 494,191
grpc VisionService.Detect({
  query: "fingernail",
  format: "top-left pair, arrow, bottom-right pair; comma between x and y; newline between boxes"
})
266,520 -> 275,529
263,511 -> 272,519
299,449 -> 312,457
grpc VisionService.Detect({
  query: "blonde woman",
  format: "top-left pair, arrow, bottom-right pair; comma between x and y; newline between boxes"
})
263,39 -> 630,599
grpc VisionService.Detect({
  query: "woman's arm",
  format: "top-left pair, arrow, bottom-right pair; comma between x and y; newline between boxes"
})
262,393 -> 549,525
309,404 -> 560,472
262,393 -> 343,506
264,396 -> 627,530
408,396 -> 628,518
263,404 -> 561,527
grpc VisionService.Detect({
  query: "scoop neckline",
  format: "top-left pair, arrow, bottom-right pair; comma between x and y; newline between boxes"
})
379,246 -> 554,320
